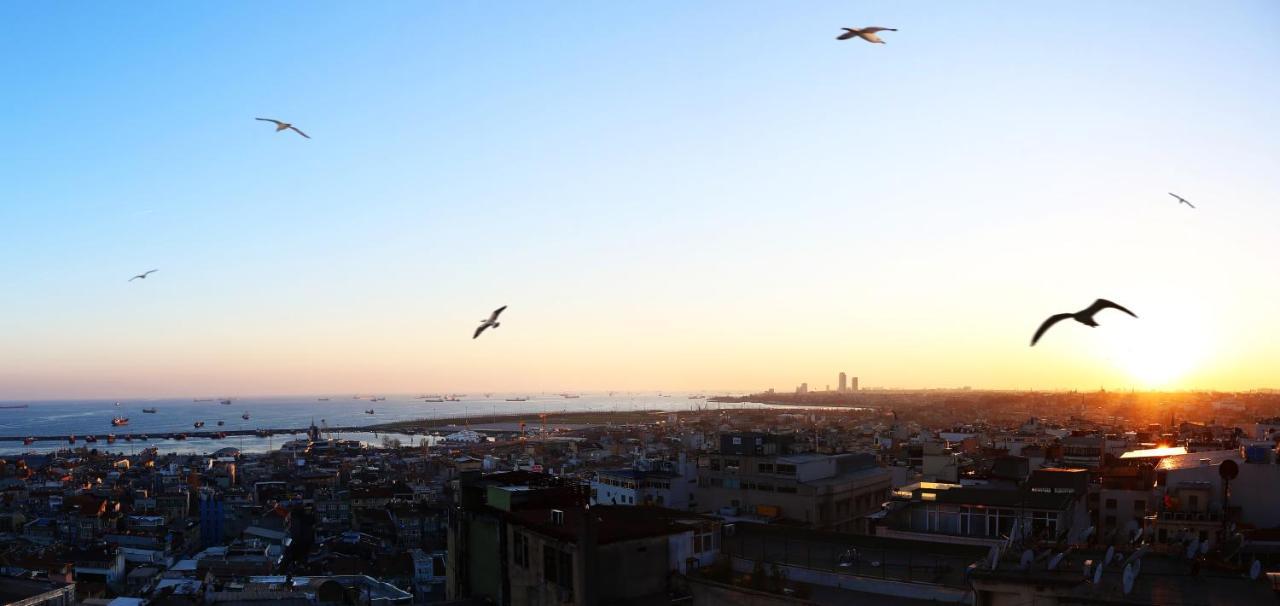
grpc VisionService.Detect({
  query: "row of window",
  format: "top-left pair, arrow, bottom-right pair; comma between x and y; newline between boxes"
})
706,459 -> 797,475
512,532 -> 574,592
909,505 -> 1060,538
700,477 -> 797,493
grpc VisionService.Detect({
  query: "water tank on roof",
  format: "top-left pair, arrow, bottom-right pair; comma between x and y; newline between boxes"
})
1245,445 -> 1271,464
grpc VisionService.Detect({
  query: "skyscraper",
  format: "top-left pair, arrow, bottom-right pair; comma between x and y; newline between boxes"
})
851,376 -> 859,392
838,372 -> 848,393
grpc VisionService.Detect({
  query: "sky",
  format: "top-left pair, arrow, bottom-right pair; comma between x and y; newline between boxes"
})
1,2 -> 1278,399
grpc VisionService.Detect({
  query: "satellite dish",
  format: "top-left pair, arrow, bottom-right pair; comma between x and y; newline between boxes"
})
1122,562 -> 1137,595
1220,459 -> 1240,481
1093,560 -> 1104,584
989,546 -> 1000,570
1048,552 -> 1065,571
1105,546 -> 1115,566
1199,540 -> 1210,555
1250,559 -> 1262,580
1186,538 -> 1200,560
1133,558 -> 1142,577
1082,526 -> 1095,542
1131,528 -> 1143,544
1125,519 -> 1138,535
1020,549 -> 1034,569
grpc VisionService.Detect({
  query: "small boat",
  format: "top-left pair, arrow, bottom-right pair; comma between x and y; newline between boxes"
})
220,399 -> 232,405
193,421 -> 205,429
107,434 -> 116,444
142,408 -> 157,413
444,395 -> 461,402
213,432 -> 227,439
560,394 -> 580,399
173,434 -> 187,441
423,397 -> 444,402
138,434 -> 148,441
0,404 -> 29,409
112,416 -> 129,426
85,435 -> 98,443
68,435 -> 76,444
255,429 -> 272,437
114,401 -> 121,407
365,409 -> 375,415
372,397 -> 386,402
124,435 -> 133,442
242,412 -> 250,420
23,437 -> 35,445
318,398 -> 330,401
194,398 -> 213,402
505,397 -> 529,402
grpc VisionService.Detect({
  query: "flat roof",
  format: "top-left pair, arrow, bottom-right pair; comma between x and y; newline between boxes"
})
1120,446 -> 1188,459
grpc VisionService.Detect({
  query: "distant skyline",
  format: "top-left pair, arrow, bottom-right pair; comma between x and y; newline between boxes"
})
2,2 -> 1278,399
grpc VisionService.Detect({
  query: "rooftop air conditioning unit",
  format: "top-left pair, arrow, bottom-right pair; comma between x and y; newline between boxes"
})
551,509 -> 565,526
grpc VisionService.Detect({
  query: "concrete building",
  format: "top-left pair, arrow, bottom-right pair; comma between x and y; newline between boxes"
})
838,372 -> 848,393
695,433 -> 891,532
876,485 -> 1089,548
590,455 -> 696,509
0,579 -> 75,606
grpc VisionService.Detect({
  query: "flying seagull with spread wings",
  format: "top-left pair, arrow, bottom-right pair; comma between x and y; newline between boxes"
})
1168,192 -> 1195,209
255,118 -> 310,139
473,306 -> 507,339
1031,299 -> 1137,346
837,27 -> 897,44
129,269 -> 158,282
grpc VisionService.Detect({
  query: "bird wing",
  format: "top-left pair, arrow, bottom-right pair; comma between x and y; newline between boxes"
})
861,27 -> 896,33
129,275 -> 141,281
490,305 -> 508,322
256,118 -> 284,126
473,324 -> 490,339
1087,299 -> 1137,318
288,126 -> 310,139
1031,313 -> 1073,346
145,269 -> 157,276
836,30 -> 857,40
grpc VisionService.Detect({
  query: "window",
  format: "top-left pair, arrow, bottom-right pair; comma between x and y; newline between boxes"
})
732,437 -> 742,445
775,464 -> 796,475
543,546 -> 573,589
513,532 -> 529,567
758,463 -> 774,473
724,459 -> 740,471
694,529 -> 715,554
1105,499 -> 1117,509
756,483 -> 774,492
776,486 -> 797,494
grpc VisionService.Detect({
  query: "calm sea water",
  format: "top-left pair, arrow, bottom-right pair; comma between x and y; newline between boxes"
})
0,393 -> 749,456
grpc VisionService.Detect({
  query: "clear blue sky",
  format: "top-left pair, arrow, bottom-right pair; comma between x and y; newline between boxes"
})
2,2 -> 1278,398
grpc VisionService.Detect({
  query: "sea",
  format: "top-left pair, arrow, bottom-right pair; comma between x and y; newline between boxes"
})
0,393 -> 760,456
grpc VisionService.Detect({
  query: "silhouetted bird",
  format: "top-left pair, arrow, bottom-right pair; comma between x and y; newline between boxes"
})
129,269 -> 158,282
1168,192 -> 1195,209
1031,299 -> 1137,346
474,305 -> 507,339
255,118 -> 310,139
837,27 -> 897,44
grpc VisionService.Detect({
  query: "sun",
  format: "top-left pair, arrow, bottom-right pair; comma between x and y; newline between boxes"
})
1099,304 -> 1214,389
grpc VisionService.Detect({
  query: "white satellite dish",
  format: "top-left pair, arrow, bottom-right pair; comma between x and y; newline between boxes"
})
1250,559 -> 1262,580
1105,546 -> 1115,566
1082,526 -> 1095,542
1130,528 -> 1143,544
1048,552 -> 1066,571
1020,549 -> 1034,569
1186,538 -> 1200,560
1125,545 -> 1150,568
1122,562 -> 1137,595
1093,559 -> 1104,584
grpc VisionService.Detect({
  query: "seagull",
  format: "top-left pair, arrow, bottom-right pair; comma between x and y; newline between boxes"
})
1031,299 -> 1137,346
1168,192 -> 1195,209
473,306 -> 507,339
129,269 -> 158,282
255,118 -> 310,139
837,27 -> 897,44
